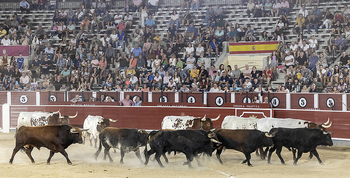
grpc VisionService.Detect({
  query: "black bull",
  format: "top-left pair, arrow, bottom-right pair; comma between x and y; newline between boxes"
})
9,125 -> 86,165
267,128 -> 333,165
214,129 -> 274,166
145,130 -> 221,168
93,128 -> 149,164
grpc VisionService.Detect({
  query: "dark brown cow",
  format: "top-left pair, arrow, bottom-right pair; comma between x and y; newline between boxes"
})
9,125 -> 86,165
161,115 -> 220,131
215,129 -> 274,166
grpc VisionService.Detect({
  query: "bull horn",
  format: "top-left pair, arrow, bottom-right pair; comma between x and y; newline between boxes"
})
109,119 -> 117,122
210,126 -> 219,132
69,112 -> 78,119
324,118 -> 330,125
201,114 -> 206,121
322,121 -> 332,128
70,128 -> 78,133
211,115 -> 220,121
81,129 -> 89,132
323,131 -> 330,135
59,112 -> 63,118
210,138 -> 222,144
52,109 -> 60,114
265,133 -> 273,138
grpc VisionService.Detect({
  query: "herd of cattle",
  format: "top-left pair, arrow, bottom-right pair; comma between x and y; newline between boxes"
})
9,111 -> 334,168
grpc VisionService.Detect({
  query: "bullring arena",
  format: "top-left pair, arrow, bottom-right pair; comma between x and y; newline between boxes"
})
2,0 -> 350,177
1,133 -> 350,177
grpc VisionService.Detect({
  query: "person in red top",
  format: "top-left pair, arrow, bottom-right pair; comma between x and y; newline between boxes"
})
129,55 -> 137,69
119,95 -> 135,106
263,66 -> 273,84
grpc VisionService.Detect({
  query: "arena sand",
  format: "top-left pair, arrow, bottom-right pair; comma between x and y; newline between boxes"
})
0,133 -> 350,178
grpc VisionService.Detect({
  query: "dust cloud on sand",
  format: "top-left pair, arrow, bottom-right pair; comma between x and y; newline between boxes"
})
1,133 -> 350,178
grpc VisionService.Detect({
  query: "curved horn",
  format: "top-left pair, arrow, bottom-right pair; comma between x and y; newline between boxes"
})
265,133 -> 273,138
211,115 -> 220,121
322,121 -> 332,128
70,128 -> 78,133
210,126 -> 219,132
109,119 -> 117,122
324,118 -> 330,125
201,114 -> 206,121
52,109 -> 60,114
59,111 -> 63,118
210,138 -> 222,144
69,112 -> 78,119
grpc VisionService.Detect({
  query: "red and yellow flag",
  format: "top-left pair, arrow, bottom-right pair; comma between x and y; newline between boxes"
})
229,41 -> 279,54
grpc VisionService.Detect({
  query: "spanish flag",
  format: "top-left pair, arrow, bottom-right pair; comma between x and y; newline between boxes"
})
229,41 -> 279,54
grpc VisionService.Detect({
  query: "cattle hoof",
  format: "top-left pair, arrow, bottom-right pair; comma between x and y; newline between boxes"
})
319,162 -> 323,165
9,161 -> 13,164
68,162 -> 72,165
47,162 -> 50,165
293,163 -> 297,166
120,161 -> 123,164
248,164 -> 253,167
183,162 -> 188,165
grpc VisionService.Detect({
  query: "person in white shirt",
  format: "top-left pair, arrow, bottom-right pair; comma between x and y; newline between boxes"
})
130,73 -> 138,89
100,34 -> 110,47
114,11 -> 123,25
299,5 -> 308,17
124,12 -> 133,28
289,41 -> 299,57
147,0 -> 159,12
300,40 -> 310,57
185,43 -> 194,56
209,83 -> 220,92
169,10 -> 179,28
183,54 -> 196,71
195,44 -> 204,57
308,35 -> 318,53
169,54 -> 177,69
152,55 -> 161,73
1,35 -> 11,46
283,52 -> 295,74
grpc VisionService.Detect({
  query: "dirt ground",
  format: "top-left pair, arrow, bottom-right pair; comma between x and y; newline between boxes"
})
0,133 -> 350,178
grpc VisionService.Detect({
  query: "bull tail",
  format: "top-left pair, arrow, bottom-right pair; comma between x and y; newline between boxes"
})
93,135 -> 103,160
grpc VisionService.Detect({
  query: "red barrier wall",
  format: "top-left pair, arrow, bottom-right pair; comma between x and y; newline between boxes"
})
207,92 -> 231,107
318,93 -> 342,110
11,92 -> 36,105
0,92 -> 7,105
291,93 -> 314,109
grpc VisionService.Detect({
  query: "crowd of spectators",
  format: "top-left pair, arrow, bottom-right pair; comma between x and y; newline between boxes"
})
0,0 -> 350,103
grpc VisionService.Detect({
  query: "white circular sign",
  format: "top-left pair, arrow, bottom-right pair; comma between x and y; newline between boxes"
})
19,95 -> 28,104
298,97 -> 307,108
50,95 -> 57,102
215,96 -> 224,106
326,97 -> 335,108
242,97 -> 252,103
133,95 -> 140,102
271,97 -> 280,108
187,96 -> 196,103
159,96 -> 168,102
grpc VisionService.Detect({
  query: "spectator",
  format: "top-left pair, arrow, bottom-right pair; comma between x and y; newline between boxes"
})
203,6 -> 215,24
182,10 -> 192,26
44,44 -> 54,60
182,0 -> 190,9
293,14 -> 305,34
307,15 -> 319,34
296,51 -> 307,67
147,0 -> 159,12
308,35 -> 318,53
131,0 -> 143,12
215,26 -> 225,44
263,66 -> 273,84
17,53 -> 24,71
80,16 -> 90,32
334,35 -> 345,51
179,84 -> 189,92
246,0 -> 255,17
169,10 -> 179,28
322,9 -> 333,29
71,94 -> 82,103
145,15 -> 156,29
244,26 -> 256,42
208,38 -> 219,56
183,53 -> 196,71
124,12 -> 133,29
97,1 -> 107,15
48,0 -> 57,10
254,0 -> 263,17
271,0 -> 280,17
19,73 -> 29,87
20,0 -> 30,14
279,0 -> 290,15
299,5 -> 308,17
340,52 -> 350,68
191,0 -> 199,11
18,17 -> 28,33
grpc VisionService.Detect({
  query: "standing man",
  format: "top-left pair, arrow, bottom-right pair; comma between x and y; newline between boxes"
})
119,95 -> 135,106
